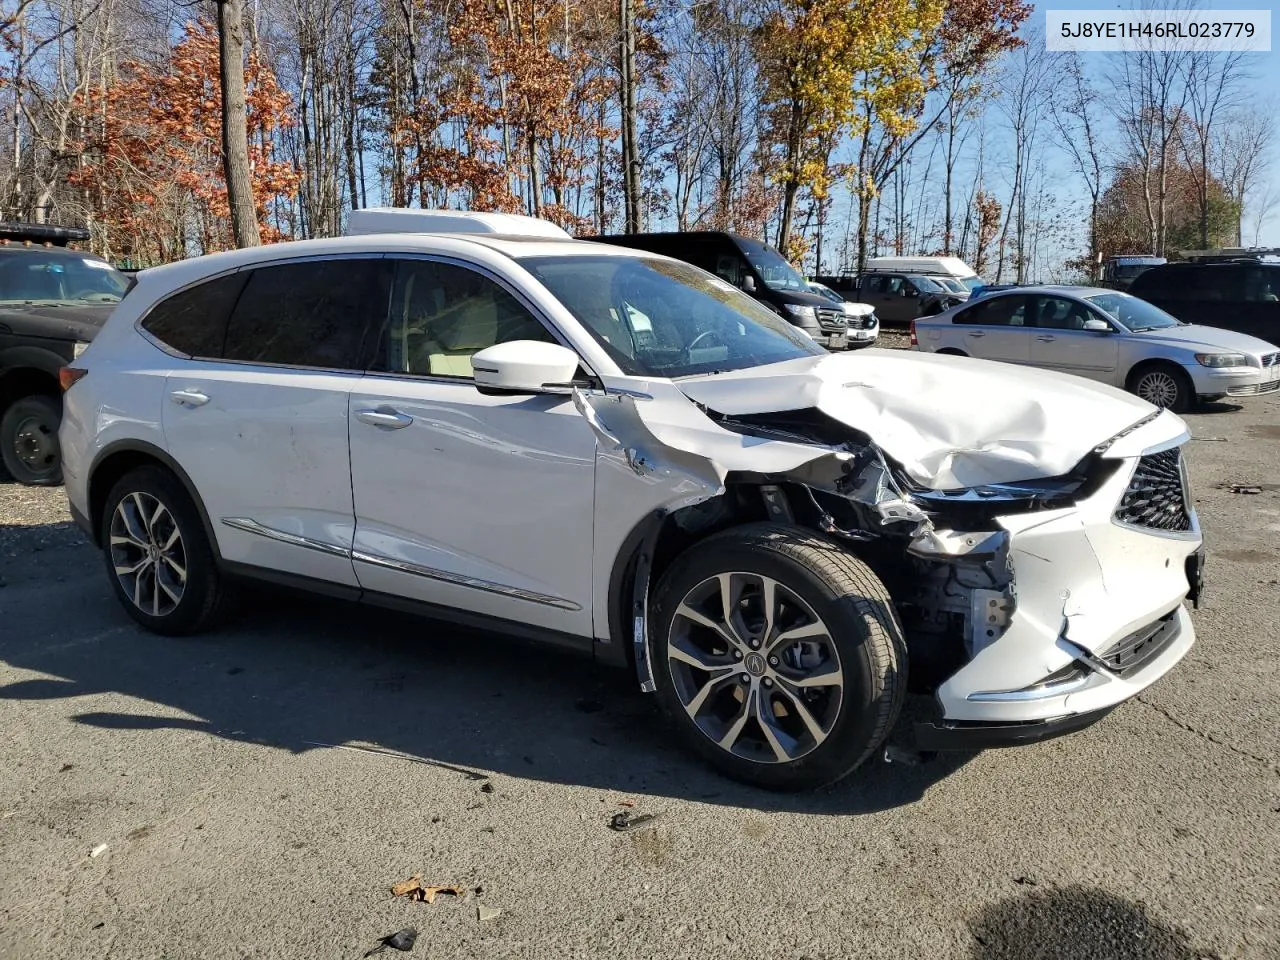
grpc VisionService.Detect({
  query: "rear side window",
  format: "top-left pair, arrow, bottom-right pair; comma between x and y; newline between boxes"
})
223,259 -> 392,369
141,272 -> 247,358
954,295 -> 1027,326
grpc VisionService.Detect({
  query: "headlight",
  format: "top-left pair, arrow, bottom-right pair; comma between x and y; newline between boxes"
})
1194,353 -> 1249,368
73,340 -> 90,358
782,304 -> 817,321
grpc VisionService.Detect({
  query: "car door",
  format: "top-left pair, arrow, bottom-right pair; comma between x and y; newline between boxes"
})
861,275 -> 907,324
162,256 -> 391,587
1026,294 -> 1118,383
948,294 -> 1032,364
1239,266 -> 1280,342
347,257 -> 598,637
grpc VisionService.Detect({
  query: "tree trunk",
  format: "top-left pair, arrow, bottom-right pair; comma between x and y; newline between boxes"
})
619,0 -> 640,232
218,0 -> 260,247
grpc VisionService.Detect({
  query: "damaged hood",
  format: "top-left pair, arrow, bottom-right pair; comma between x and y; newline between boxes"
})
677,350 -> 1169,490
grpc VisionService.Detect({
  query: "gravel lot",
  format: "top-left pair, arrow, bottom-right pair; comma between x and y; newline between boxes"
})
1,373 -> 1277,960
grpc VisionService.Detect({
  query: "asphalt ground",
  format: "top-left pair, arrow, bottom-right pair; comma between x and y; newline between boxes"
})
1,380 -> 1277,960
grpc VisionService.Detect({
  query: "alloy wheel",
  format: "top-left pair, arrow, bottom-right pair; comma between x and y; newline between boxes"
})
1135,370 -> 1180,408
109,492 -> 188,617
666,572 -> 844,764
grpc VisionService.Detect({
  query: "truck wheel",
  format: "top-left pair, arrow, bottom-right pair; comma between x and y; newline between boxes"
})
1,395 -> 64,486
649,522 -> 907,790
101,465 -> 229,635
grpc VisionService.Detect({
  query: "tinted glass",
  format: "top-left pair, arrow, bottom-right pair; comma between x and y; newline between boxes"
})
1085,292 -> 1180,330
521,254 -> 823,378
954,295 -> 1027,326
223,259 -> 391,369
381,259 -> 555,378
141,272 -> 247,357
1241,267 -> 1280,303
736,237 -> 807,292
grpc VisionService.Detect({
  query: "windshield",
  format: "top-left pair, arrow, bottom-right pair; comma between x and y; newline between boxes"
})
1086,292 -> 1181,330
932,276 -> 967,294
0,253 -> 128,304
520,255 -> 825,378
808,282 -> 843,304
736,236 -> 807,292
958,276 -> 985,291
910,275 -> 945,293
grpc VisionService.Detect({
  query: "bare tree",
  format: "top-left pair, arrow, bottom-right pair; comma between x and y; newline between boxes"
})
994,30 -> 1049,282
1179,49 -> 1246,247
1051,53 -> 1106,279
218,0 -> 261,247
1213,106 -> 1275,246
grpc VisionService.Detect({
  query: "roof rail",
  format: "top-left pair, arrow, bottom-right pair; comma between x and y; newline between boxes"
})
1179,247 -> 1280,263
345,208 -> 572,239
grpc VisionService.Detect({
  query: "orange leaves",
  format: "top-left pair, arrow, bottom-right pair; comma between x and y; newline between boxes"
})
68,19 -> 299,260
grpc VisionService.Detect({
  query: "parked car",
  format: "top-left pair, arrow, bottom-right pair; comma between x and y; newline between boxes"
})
588,231 -> 852,349
806,281 -> 879,347
0,223 -> 130,485
912,285 -> 1279,411
864,255 -> 985,293
855,272 -> 967,326
1100,255 -> 1166,291
62,209 -> 1203,790
1127,258 -> 1280,342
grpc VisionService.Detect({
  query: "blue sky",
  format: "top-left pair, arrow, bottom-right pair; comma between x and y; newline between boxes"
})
1040,0 -> 1280,246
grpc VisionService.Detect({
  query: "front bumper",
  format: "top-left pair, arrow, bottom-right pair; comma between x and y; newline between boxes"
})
1184,362 -> 1280,397
915,704 -> 1115,751
930,434 -> 1202,735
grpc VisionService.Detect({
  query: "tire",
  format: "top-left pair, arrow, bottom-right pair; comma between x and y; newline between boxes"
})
100,465 -> 228,635
0,395 -> 64,486
1128,362 -> 1193,413
936,348 -> 967,357
649,522 -> 907,790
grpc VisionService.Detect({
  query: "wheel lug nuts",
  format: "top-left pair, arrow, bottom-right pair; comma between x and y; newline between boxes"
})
763,677 -> 773,687
749,639 -> 760,649
768,656 -> 778,666
733,650 -> 743,660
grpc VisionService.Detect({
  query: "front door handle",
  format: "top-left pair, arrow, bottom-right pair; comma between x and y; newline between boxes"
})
169,389 -> 210,408
966,331 -> 986,338
1036,335 -> 1056,342
355,407 -> 413,429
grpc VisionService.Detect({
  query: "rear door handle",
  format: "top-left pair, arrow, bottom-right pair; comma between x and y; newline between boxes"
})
169,389 -> 210,408
966,331 -> 986,338
355,407 -> 413,429
1036,335 -> 1056,342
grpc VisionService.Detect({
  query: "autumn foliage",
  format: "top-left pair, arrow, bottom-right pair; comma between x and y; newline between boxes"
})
70,20 -> 299,262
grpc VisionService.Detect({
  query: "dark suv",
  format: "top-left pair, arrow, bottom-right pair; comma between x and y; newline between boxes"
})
0,223 -> 130,484
589,232 -> 853,349
1128,260 -> 1279,342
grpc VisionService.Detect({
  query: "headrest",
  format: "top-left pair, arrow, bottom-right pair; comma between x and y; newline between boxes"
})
436,298 -> 497,350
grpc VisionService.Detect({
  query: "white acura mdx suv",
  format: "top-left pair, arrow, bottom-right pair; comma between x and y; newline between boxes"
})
59,210 -> 1205,790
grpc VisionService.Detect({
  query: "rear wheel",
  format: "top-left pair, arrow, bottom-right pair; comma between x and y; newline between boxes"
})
649,523 -> 907,790
936,348 -> 967,357
1128,363 -> 1193,412
101,465 -> 228,635
0,395 -> 63,486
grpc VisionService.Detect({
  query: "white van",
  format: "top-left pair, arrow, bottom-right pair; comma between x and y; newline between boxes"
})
864,256 -> 984,291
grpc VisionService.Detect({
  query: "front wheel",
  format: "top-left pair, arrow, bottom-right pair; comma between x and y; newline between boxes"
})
1129,363 -> 1193,413
649,523 -> 907,790
0,395 -> 64,486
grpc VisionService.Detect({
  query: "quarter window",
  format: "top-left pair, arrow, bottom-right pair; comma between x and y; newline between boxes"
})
222,259 -> 391,369
380,259 -> 555,378
141,272 -> 247,358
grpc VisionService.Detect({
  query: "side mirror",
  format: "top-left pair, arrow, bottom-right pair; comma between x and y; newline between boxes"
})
471,341 -> 581,395
1083,318 -> 1110,332
741,275 -> 756,294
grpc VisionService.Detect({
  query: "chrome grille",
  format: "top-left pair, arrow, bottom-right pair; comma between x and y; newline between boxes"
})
851,314 -> 877,329
816,307 -> 848,330
1113,447 -> 1192,532
1262,352 -> 1278,368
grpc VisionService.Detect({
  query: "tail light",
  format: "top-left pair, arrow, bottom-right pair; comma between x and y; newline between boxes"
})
909,320 -> 918,347
59,367 -> 88,391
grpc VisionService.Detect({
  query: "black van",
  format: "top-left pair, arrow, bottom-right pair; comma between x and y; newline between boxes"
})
1128,260 -> 1280,342
589,231 -> 852,349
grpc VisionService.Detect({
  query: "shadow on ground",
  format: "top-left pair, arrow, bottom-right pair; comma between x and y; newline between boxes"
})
969,884 -> 1222,959
0,521 -> 971,815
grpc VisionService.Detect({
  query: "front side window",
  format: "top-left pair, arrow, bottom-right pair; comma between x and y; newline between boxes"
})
520,255 -> 823,378
0,253 -> 129,304
1085,292 -> 1181,331
222,258 -> 391,369
1031,296 -> 1094,330
1242,267 -> 1280,303
954,295 -> 1028,326
380,259 -> 555,378
141,272 -> 247,357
